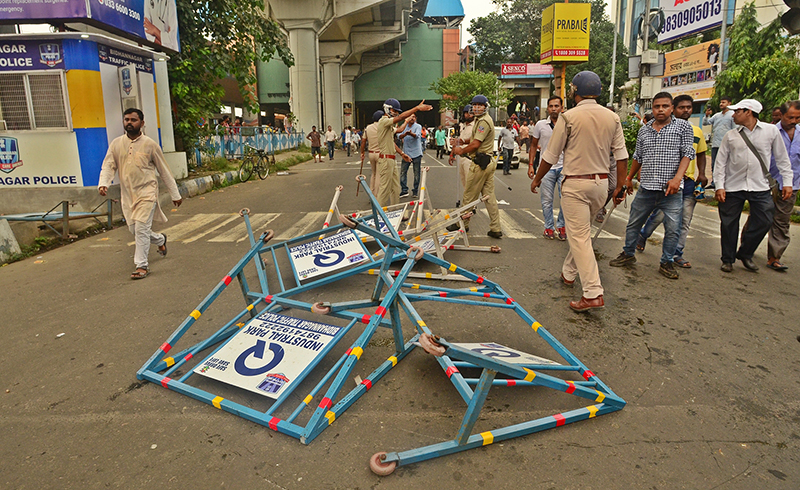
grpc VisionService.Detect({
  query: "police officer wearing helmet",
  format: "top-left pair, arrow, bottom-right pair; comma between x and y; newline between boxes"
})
361,110 -> 385,195
449,104 -> 475,191
450,95 -> 502,238
530,71 -> 628,312
375,98 -> 433,206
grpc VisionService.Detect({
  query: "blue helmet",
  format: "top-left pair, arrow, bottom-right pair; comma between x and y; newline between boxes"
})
462,104 -> 472,115
372,110 -> 384,121
471,95 -> 489,106
383,98 -> 401,115
571,71 -> 602,97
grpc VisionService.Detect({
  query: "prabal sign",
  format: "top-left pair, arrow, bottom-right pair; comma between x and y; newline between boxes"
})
540,3 -> 591,64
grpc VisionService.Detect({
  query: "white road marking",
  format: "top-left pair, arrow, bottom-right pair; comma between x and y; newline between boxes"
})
182,214 -> 240,243
128,213 -> 228,245
478,209 -> 537,239
274,212 -> 328,241
209,213 -> 280,243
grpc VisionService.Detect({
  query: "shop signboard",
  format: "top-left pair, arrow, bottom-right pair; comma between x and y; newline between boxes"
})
540,3 -> 591,64
660,39 -> 721,101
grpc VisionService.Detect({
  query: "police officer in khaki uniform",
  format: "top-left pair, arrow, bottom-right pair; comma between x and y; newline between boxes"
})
531,71 -> 628,312
361,110 -> 384,195
375,98 -> 432,206
450,95 -> 502,238
449,104 -> 475,191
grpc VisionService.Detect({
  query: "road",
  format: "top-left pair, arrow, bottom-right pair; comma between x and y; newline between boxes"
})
1,149 -> 798,489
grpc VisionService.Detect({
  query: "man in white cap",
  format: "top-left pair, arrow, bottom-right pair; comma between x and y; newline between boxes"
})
713,99 -> 793,273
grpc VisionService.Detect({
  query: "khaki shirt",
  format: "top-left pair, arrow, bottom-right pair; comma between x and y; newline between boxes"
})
542,99 -> 628,175
98,134 -> 181,224
459,120 -> 474,146
470,113 -> 495,157
365,122 -> 381,152
377,116 -> 397,155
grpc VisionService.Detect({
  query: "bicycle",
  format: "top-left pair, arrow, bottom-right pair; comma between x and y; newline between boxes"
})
239,145 -> 276,181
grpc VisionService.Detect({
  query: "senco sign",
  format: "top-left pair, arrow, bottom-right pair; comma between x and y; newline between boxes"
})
501,64 -> 555,76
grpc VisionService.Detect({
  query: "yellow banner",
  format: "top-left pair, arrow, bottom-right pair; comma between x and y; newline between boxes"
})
660,39 -> 720,101
541,3 -> 591,64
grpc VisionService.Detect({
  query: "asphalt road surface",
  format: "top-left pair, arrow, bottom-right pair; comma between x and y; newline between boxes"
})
2,149 -> 798,489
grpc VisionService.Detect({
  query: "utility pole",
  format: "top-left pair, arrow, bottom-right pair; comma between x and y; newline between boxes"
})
720,0 -> 728,65
610,0 -> 621,105
638,0 -> 652,107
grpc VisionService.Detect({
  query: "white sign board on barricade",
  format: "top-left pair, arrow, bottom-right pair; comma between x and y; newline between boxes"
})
289,230 -> 367,280
452,343 -> 562,366
355,209 -> 404,239
194,312 -> 343,399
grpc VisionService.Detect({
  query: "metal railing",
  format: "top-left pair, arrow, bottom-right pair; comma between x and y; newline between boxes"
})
193,126 -> 306,165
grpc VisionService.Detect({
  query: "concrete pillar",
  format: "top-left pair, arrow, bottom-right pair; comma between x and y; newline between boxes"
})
287,27 -> 320,134
341,79 -> 354,128
321,60 -> 342,133
154,60 -> 175,152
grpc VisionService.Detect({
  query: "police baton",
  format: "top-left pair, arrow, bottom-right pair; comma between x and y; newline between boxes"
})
593,186 -> 626,241
494,174 -> 512,191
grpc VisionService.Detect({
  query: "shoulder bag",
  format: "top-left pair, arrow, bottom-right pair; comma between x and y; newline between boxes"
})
737,128 -> 781,201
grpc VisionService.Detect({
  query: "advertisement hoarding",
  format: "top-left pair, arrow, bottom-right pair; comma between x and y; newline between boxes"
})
540,3 -> 591,64
658,0 -> 724,44
500,63 -> 555,76
660,39 -> 721,101
0,0 -> 179,53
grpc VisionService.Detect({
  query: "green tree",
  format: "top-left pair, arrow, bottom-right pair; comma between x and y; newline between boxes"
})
709,2 -> 800,119
169,0 -> 293,150
466,0 -> 627,106
429,71 -> 513,114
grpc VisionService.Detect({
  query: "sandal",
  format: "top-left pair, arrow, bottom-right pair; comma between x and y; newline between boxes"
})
766,260 -> 788,271
131,268 -> 149,280
674,258 -> 692,268
157,234 -> 167,257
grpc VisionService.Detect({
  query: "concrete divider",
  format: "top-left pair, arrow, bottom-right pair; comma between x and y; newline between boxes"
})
0,219 -> 22,264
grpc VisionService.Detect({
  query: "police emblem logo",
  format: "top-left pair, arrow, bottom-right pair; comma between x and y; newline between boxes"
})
121,68 -> 133,95
39,43 -> 62,68
98,44 -> 109,63
0,137 -> 23,173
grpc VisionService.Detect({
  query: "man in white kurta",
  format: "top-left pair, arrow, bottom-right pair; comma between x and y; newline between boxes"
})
98,109 -> 182,279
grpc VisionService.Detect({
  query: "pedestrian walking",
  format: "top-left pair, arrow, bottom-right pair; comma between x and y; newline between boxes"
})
307,126 -> 322,162
497,120 -> 516,175
633,94 -> 709,268
529,95 -> 566,241
325,125 -> 337,161
450,94 -> 502,239
435,126 -> 446,159
713,99 -> 793,272
706,96 -> 736,188
97,108 -> 182,280
375,99 -> 432,206
398,114 -> 424,198
361,111 -> 385,195
609,92 -> 695,280
344,126 -> 352,157
766,100 -> 800,271
531,71 -> 628,312
519,120 -> 531,154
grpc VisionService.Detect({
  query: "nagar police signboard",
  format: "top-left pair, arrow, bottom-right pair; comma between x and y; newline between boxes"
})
540,3 -> 591,64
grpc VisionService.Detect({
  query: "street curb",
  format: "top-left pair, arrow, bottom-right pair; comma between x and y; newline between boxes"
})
177,170 -> 239,199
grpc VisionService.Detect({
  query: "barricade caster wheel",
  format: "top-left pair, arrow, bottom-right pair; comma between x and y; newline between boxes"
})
311,302 -> 331,315
490,246 -> 501,253
239,208 -> 250,217
369,452 -> 396,476
262,229 -> 275,243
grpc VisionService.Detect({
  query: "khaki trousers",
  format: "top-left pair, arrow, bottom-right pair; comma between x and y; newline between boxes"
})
369,153 -> 380,195
456,155 -> 470,189
376,158 -> 400,206
561,177 -> 607,299
462,160 -> 501,232
768,189 -> 798,259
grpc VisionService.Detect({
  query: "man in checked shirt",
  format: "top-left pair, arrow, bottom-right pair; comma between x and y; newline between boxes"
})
609,92 -> 695,279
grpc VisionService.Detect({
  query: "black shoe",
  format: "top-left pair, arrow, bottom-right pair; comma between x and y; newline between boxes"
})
399,192 -> 410,198
487,230 -> 503,239
721,262 -> 733,272
446,223 -> 467,232
609,252 -> 636,267
739,257 -> 759,271
659,261 -> 679,279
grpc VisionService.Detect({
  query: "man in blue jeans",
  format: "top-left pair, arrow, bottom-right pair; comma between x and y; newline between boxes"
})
633,94 -> 708,268
497,119 -> 517,175
609,92 -> 695,279
529,95 -> 566,240
398,114 -> 423,198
